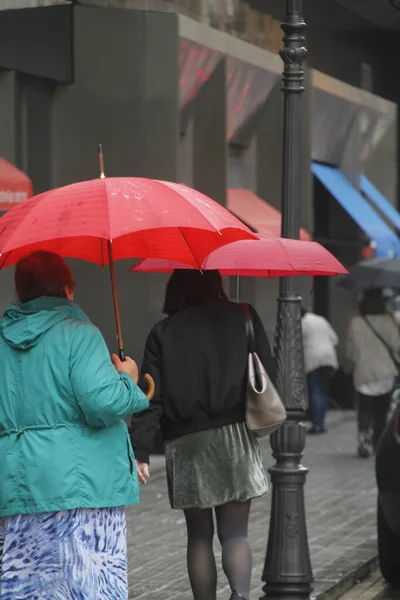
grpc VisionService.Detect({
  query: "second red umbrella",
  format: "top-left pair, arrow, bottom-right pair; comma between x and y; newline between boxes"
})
130,237 -> 348,278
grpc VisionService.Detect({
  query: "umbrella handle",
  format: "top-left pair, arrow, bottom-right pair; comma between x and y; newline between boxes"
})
143,374 -> 155,401
118,348 -> 155,401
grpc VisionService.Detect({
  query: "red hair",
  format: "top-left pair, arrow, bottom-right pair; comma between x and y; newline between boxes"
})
15,250 -> 74,304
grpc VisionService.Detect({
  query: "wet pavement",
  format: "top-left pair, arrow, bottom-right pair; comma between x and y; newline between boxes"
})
339,570 -> 398,599
126,411 -> 378,599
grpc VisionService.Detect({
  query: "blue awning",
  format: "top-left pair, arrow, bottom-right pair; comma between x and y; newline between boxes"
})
312,163 -> 400,258
360,175 -> 400,232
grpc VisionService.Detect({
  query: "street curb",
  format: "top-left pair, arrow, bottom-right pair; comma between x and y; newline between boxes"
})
313,555 -> 379,600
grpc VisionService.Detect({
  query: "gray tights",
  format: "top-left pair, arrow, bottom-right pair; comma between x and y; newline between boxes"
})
184,501 -> 252,600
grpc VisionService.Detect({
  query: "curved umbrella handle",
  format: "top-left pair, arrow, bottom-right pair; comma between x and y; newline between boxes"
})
143,373 -> 155,401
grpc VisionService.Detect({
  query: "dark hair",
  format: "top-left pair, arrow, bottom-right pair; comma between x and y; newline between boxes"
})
15,250 -> 75,304
359,289 -> 386,316
300,305 -> 308,318
163,269 -> 228,316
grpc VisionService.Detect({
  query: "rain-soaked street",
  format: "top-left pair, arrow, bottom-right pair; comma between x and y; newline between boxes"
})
127,412 -> 378,599
339,570 -> 399,599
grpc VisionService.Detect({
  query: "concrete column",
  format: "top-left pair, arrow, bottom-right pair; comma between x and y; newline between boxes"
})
52,6 -> 179,185
192,58 -> 227,206
0,70 -> 18,166
49,5 -> 180,360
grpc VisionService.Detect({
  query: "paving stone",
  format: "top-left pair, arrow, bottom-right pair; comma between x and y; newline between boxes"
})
339,570 -> 394,599
127,412 -> 377,599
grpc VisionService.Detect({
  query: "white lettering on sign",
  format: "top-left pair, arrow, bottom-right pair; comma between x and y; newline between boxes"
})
0,190 -> 28,204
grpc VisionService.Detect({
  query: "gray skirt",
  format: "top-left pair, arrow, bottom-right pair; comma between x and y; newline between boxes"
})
165,422 -> 268,510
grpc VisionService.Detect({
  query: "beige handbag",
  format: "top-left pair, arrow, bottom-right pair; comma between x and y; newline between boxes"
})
242,304 -> 286,438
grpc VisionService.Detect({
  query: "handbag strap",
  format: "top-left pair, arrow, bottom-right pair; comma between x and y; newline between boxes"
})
242,303 -> 257,354
362,315 -> 400,372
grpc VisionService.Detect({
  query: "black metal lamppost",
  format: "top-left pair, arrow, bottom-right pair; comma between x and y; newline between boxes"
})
261,1 -> 313,598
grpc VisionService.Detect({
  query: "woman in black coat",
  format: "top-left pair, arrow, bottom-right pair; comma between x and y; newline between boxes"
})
131,270 -> 276,600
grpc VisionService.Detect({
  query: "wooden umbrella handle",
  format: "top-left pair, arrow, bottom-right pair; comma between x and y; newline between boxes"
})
143,374 -> 155,401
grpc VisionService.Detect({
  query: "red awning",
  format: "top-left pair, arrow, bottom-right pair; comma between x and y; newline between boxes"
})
227,188 -> 311,241
0,157 -> 33,211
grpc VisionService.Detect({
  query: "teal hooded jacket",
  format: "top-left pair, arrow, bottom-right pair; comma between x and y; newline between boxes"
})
0,296 -> 149,518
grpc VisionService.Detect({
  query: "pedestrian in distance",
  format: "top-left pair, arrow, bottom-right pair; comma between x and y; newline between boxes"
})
301,306 -> 339,434
130,269 -> 276,600
0,250 -> 149,599
345,289 -> 400,458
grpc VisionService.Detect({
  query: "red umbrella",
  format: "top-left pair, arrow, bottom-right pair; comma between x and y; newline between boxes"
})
0,180 -> 255,269
0,156 -> 255,374
0,157 -> 33,211
130,237 -> 348,278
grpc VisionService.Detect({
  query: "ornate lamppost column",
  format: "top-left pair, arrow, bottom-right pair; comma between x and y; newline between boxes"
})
261,1 -> 313,598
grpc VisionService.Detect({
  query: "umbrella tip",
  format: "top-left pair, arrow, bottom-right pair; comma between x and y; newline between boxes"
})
98,144 -> 105,179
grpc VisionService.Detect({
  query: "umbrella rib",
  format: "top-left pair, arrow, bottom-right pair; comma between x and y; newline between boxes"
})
178,228 -> 202,270
101,238 -> 105,267
0,251 -> 11,269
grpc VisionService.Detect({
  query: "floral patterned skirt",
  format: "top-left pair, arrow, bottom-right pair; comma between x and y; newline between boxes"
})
0,507 -> 127,600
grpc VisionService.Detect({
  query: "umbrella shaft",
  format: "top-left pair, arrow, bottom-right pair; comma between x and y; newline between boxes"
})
107,240 -> 125,361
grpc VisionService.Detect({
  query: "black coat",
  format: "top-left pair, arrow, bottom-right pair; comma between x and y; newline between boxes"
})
130,300 -> 276,463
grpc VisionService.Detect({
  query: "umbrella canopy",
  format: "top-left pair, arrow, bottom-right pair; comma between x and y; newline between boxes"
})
338,258 -> 400,292
130,237 -> 348,277
0,176 -> 256,372
0,157 -> 33,211
0,177 -> 256,269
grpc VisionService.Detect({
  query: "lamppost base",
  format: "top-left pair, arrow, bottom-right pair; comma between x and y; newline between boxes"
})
260,584 -> 312,600
260,420 -> 313,600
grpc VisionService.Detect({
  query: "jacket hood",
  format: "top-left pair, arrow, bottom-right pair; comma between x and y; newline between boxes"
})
0,296 -> 90,350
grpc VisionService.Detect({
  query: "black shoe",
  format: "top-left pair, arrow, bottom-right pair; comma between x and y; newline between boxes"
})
358,443 -> 371,458
230,592 -> 247,600
308,427 -> 326,435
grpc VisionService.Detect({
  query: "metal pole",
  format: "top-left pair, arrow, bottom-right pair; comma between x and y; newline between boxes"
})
261,1 -> 313,598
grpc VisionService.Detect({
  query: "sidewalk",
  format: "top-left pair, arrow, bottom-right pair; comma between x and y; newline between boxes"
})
126,412 -> 377,600
337,569 -> 394,600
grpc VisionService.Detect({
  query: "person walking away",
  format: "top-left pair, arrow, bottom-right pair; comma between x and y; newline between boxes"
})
0,250 -> 149,599
301,306 -> 339,434
130,270 -> 276,600
345,289 -> 400,458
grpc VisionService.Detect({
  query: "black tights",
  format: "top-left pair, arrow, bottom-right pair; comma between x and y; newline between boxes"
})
184,501 -> 252,600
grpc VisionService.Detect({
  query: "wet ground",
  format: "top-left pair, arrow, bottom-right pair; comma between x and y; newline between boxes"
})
126,411 -> 378,599
339,570 -> 399,599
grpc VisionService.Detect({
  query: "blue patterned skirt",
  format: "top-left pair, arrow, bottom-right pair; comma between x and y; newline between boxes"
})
0,507 -> 127,600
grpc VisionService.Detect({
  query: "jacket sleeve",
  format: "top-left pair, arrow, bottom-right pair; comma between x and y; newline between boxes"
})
70,323 -> 149,428
345,319 -> 356,364
325,319 -> 339,346
250,305 -> 277,385
387,315 -> 400,358
130,326 -> 163,464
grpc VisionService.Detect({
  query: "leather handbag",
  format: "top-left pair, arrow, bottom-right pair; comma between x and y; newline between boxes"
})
242,304 -> 286,437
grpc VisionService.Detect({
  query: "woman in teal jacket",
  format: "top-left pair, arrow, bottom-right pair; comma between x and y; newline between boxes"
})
0,250 -> 149,600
